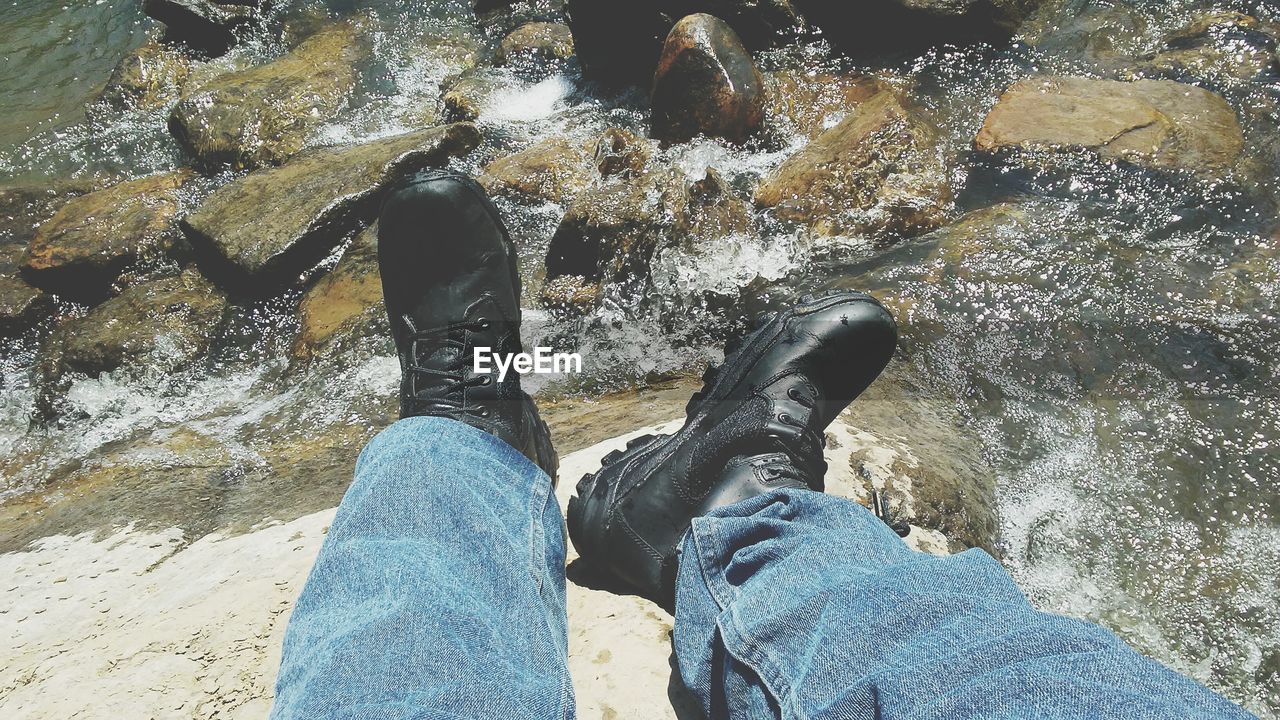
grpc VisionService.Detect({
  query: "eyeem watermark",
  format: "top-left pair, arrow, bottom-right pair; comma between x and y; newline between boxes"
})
474,347 -> 582,382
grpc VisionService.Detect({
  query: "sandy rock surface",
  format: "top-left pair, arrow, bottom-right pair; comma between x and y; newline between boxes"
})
0,411 -> 951,720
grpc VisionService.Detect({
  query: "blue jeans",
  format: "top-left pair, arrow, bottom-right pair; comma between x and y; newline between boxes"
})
271,417 -> 1251,719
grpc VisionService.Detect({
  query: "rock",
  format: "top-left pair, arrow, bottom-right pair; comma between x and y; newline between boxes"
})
765,70 -> 889,140
754,91 -> 952,238
544,169 -> 684,289
95,41 -> 193,113
831,360 -> 1000,554
478,137 -> 595,204
975,77 -> 1246,180
23,171 -> 194,302
0,183 -> 99,248
168,24 -> 363,171
441,69 -> 504,122
181,123 -> 480,294
0,276 -> 48,332
1144,12 -> 1279,83
36,269 -> 229,419
650,14 -> 766,145
672,168 -> 754,245
566,0 -> 805,86
496,22 -> 575,67
593,127 -> 651,178
545,166 -> 757,307
1019,3 -> 1149,68
142,0 -> 262,57
291,226 -> 387,366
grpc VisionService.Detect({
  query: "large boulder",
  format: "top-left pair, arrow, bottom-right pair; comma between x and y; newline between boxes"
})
651,14 -> 766,145
94,41 -> 194,113
566,0 -> 805,86
168,24 -> 363,171
754,91 -> 952,238
35,269 -> 229,419
23,171 -> 195,302
181,123 -> 480,294
291,225 -> 387,366
478,137 -> 596,205
975,77 -> 1246,180
0,184 -> 97,330
142,0 -> 263,57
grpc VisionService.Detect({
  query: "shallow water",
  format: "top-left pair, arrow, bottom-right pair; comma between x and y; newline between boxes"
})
1,0 -> 1278,714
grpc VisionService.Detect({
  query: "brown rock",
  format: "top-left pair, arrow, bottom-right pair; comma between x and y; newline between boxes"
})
181,123 -> 480,294
0,275 -> 48,331
168,24 -> 362,170
1145,13 -> 1279,83
292,226 -> 387,365
0,183 -> 101,247
975,77 -> 1246,179
36,269 -> 228,418
673,168 -> 754,245
23,171 -> 194,301
95,41 -> 193,113
478,137 -> 595,204
496,22 -> 575,66
593,127 -> 652,178
650,14 -> 766,145
441,69 -> 503,122
765,70 -> 888,139
754,91 -> 952,238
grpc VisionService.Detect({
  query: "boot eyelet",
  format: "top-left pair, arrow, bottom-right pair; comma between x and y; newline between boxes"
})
476,318 -> 491,330
779,413 -> 794,424
480,376 -> 493,386
787,387 -> 807,403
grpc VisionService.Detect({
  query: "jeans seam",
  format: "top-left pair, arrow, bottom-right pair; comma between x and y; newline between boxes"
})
718,609 -> 801,719
692,519 -> 734,612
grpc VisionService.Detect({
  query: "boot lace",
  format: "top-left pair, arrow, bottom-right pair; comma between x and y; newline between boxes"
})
403,315 -> 494,410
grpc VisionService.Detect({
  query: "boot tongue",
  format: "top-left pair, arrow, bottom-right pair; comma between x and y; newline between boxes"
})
697,453 -> 815,515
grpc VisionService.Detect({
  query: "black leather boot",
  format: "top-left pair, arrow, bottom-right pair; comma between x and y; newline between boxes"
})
378,170 -> 558,481
567,291 -> 897,606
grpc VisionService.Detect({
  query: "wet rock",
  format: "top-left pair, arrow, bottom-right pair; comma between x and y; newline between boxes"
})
36,269 -> 229,419
975,77 -> 1246,180
168,24 -> 363,171
544,168 -> 684,290
181,123 -> 480,294
1144,12 -> 1279,83
651,14 -> 766,145
95,41 -> 193,113
754,91 -> 952,238
23,171 -> 195,302
0,183 -> 99,248
672,168 -> 754,245
441,68 -> 503,122
545,165 -> 757,308
0,240 -> 48,330
566,0 -> 805,86
765,70 -> 889,140
496,22 -> 575,67
291,226 -> 387,366
0,274 -> 48,332
832,359 -> 1000,554
478,137 -> 595,204
142,0 -> 262,57
593,127 -> 651,178
474,0 -> 569,36
1018,3 -> 1149,69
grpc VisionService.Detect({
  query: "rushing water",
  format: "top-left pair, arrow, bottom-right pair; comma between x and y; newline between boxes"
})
1,0 -> 1278,715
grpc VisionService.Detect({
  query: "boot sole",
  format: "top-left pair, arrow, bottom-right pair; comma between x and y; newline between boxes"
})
567,290 -> 885,563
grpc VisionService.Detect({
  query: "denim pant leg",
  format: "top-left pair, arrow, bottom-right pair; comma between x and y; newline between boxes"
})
271,417 -> 573,720
673,488 -> 1252,720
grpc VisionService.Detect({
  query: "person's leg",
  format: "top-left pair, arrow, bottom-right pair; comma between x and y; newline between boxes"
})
271,416 -> 572,719
673,488 -> 1253,720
